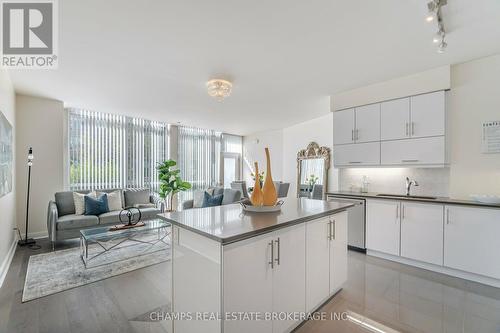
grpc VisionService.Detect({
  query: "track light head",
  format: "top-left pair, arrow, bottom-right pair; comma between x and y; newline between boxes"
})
437,40 -> 447,53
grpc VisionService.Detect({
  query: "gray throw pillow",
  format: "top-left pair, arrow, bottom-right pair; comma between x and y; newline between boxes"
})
124,189 -> 150,207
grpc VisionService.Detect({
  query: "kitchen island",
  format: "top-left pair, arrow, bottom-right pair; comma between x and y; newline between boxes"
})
158,198 -> 354,333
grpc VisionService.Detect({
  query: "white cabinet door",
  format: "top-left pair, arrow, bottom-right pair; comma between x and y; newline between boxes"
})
355,104 -> 380,143
272,224 -> 306,333
305,217 -> 330,312
380,97 -> 410,141
410,91 -> 445,138
333,109 -> 355,145
224,234 -> 274,333
444,205 -> 500,280
329,211 -> 348,294
381,136 -> 445,166
366,199 -> 401,256
400,202 -> 444,266
334,142 -> 380,167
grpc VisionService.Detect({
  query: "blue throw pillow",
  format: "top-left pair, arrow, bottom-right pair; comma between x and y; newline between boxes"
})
84,193 -> 109,215
201,191 -> 223,208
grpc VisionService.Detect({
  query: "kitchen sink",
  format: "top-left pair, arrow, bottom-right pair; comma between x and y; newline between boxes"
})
376,194 -> 438,200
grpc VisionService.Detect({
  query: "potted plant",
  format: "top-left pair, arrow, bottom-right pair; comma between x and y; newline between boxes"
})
157,160 -> 192,211
306,174 -> 319,193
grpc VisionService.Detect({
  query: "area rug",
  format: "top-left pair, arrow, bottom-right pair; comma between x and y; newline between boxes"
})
23,238 -> 170,302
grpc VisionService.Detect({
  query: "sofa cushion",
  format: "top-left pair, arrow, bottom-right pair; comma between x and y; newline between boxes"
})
56,214 -> 99,230
213,187 -> 224,196
97,190 -> 122,211
124,189 -> 150,207
140,207 -> 161,219
85,193 -> 109,216
222,189 -> 242,205
55,191 -> 76,216
202,192 -> 223,208
98,211 -> 122,224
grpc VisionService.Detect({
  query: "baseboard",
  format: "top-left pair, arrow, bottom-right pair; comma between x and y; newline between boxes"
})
367,250 -> 500,289
0,237 -> 17,289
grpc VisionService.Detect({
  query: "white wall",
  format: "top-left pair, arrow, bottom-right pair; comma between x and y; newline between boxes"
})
242,129 -> 283,185
449,54 -> 500,198
282,113 -> 338,198
0,69 -> 16,287
16,95 -> 64,237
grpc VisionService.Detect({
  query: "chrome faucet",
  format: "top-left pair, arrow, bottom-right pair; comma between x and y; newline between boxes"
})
405,177 -> 419,196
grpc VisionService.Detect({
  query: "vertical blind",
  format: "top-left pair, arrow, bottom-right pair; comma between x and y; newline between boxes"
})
177,126 -> 222,203
68,108 -> 168,192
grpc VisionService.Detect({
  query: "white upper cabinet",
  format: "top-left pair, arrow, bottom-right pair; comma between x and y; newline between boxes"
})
410,91 -> 445,138
381,97 -> 410,141
333,109 -> 355,145
381,136 -> 446,166
355,104 -> 380,143
334,142 -> 380,167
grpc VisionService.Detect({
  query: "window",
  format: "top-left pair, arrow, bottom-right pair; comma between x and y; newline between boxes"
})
177,127 -> 242,203
67,108 -> 168,192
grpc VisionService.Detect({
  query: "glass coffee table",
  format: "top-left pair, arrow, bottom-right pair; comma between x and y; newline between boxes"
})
80,219 -> 170,268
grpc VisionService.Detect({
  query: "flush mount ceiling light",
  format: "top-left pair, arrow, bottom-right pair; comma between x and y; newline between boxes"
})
207,79 -> 232,101
426,0 -> 448,53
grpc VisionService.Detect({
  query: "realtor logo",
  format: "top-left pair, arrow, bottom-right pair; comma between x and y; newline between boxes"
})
1,0 -> 58,68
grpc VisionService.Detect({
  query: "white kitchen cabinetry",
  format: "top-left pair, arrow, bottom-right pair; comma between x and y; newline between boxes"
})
410,91 -> 445,138
224,224 -> 306,333
444,205 -> 500,280
333,105 -> 380,145
381,136 -> 446,166
333,108 -> 355,145
355,104 -> 381,143
330,211 -> 348,293
366,199 -> 400,256
380,97 -> 410,140
400,202 -> 444,266
334,91 -> 447,168
306,212 -> 348,312
333,142 -> 380,167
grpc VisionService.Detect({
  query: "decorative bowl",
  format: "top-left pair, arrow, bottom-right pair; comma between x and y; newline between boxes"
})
239,199 -> 284,213
470,195 -> 500,204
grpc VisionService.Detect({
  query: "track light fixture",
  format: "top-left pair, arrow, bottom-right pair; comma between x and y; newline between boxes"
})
426,0 -> 448,53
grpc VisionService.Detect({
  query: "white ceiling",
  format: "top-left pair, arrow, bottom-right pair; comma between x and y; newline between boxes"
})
9,0 -> 500,135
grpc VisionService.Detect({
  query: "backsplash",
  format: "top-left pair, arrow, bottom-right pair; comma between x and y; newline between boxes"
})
339,168 -> 450,197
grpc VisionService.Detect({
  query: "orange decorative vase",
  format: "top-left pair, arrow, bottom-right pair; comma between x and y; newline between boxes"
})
250,162 -> 263,206
262,147 -> 278,206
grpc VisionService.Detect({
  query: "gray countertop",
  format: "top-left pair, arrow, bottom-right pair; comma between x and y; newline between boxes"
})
157,198 -> 354,244
326,191 -> 500,209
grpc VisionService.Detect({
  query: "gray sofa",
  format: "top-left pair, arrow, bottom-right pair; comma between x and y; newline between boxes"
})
182,187 -> 241,210
47,188 -> 163,248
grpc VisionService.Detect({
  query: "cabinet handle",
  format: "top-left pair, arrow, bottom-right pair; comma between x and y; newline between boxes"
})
446,208 -> 450,225
268,241 -> 274,269
349,161 -> 362,164
396,205 -> 399,219
402,159 -> 419,163
328,221 -> 332,240
402,205 -> 405,219
406,122 -> 409,136
331,220 -> 336,240
351,129 -> 354,141
355,129 -> 359,141
411,122 -> 415,136
274,238 -> 280,265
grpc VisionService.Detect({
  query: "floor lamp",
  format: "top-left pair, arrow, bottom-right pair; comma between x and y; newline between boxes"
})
18,147 -> 36,246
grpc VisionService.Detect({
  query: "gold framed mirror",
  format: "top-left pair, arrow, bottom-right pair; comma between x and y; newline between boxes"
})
296,142 -> 331,200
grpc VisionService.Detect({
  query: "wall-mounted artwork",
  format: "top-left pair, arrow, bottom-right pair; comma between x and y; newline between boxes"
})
0,111 -> 13,197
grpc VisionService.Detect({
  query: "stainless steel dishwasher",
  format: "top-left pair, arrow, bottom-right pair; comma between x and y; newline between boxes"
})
327,195 -> 366,251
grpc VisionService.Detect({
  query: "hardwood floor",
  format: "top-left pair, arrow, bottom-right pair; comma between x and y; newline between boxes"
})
0,238 -> 171,333
2,239 -> 500,332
